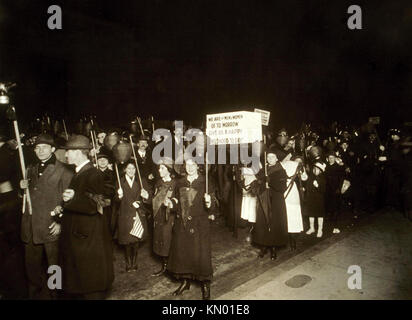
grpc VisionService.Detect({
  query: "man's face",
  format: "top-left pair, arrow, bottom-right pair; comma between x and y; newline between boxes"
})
65,149 -> 78,165
34,144 -> 55,161
138,140 -> 148,150
327,155 -> 336,165
97,157 -> 109,170
97,133 -> 106,145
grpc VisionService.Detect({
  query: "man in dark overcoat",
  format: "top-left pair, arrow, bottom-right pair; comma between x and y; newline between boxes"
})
60,135 -> 114,299
20,134 -> 73,299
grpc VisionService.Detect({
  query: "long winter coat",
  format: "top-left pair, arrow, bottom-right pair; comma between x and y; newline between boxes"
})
325,163 -> 345,214
252,163 -> 289,247
60,162 -> 114,294
167,174 -> 217,281
21,158 -> 73,244
116,176 -> 151,245
152,178 -> 176,257
282,160 -> 304,233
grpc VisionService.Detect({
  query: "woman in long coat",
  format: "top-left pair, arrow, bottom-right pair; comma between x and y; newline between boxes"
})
151,159 -> 177,276
253,149 -> 289,260
282,158 -> 305,249
167,159 -> 217,300
116,161 -> 151,272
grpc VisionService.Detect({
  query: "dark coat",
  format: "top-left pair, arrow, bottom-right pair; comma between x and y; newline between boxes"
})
135,151 -> 156,182
226,165 -> 248,229
252,163 -> 289,247
167,174 -> 217,281
152,178 -> 176,257
116,175 -> 151,245
324,163 -> 345,214
305,173 -> 326,217
60,162 -> 114,294
21,158 -> 73,244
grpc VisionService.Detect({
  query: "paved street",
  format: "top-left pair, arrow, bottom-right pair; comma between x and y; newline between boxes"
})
107,209 -> 411,300
218,210 -> 412,300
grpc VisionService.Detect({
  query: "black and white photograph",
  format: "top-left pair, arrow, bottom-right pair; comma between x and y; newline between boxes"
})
0,0 -> 411,308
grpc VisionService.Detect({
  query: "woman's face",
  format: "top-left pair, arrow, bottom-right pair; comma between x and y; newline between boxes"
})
267,153 -> 278,166
125,164 -> 136,178
158,164 -> 170,179
185,160 -> 198,176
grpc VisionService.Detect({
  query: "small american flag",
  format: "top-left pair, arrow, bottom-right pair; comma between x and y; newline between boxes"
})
130,212 -> 144,239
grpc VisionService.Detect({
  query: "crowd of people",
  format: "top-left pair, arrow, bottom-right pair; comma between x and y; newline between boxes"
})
0,115 -> 411,300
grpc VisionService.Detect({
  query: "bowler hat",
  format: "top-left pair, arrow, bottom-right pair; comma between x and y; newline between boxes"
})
62,134 -> 91,150
137,134 -> 150,142
34,134 -> 55,147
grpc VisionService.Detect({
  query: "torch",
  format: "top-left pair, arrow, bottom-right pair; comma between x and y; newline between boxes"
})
0,83 -> 32,214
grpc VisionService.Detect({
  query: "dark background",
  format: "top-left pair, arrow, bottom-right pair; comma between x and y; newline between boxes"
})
1,0 -> 411,131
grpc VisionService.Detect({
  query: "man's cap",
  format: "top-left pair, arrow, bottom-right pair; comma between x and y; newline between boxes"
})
33,134 -> 55,147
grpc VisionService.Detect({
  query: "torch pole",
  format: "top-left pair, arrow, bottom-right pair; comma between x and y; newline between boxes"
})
136,117 -> 144,136
115,163 -> 122,188
129,135 -> 143,189
90,130 -> 98,166
205,151 -> 208,194
11,113 -> 32,214
62,119 -> 69,140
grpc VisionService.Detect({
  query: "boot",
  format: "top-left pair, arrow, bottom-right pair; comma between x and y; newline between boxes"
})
172,279 -> 190,296
152,257 -> 167,277
131,246 -> 139,271
317,217 -> 324,238
292,236 -> 297,251
306,217 -> 315,234
201,281 -> 211,300
258,246 -> 268,258
270,247 -> 277,260
290,234 -> 297,251
124,246 -> 132,272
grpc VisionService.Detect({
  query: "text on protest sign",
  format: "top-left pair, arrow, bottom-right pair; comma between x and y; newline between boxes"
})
206,111 -> 262,145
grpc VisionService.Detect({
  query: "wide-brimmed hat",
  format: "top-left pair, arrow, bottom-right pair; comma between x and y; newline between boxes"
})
34,134 -> 55,147
62,134 -> 91,150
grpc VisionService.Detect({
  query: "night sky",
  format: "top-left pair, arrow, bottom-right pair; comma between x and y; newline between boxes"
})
1,0 -> 412,131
